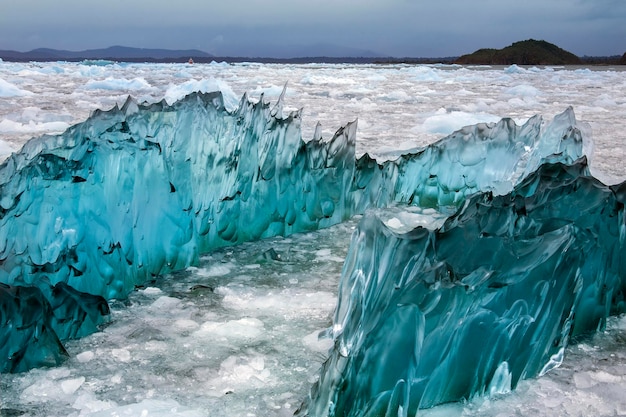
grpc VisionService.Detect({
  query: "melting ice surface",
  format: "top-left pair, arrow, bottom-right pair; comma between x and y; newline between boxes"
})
2,62 -> 626,416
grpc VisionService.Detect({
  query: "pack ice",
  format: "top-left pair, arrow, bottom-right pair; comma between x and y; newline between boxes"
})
2,90 -> 621,414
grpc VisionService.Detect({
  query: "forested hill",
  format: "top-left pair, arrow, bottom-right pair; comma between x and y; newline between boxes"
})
455,39 -> 582,65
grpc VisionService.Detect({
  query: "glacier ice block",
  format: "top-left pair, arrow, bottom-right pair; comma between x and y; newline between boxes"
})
300,157 -> 626,416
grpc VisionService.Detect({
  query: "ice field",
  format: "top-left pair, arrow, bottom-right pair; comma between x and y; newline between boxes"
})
1,61 -> 626,416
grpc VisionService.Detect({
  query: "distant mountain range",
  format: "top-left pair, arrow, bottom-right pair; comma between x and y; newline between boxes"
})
0,41 -> 624,64
0,46 -> 213,61
0,44 -> 384,63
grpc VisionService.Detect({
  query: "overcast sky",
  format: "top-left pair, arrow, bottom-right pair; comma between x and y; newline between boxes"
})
1,0 -> 624,57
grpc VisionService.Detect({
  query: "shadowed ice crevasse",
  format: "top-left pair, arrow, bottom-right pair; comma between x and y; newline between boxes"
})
0,90 -> 585,373
0,281 -> 109,372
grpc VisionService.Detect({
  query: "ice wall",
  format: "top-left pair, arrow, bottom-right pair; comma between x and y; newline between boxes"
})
0,92 -> 355,300
300,157 -> 626,416
0,90 -> 586,373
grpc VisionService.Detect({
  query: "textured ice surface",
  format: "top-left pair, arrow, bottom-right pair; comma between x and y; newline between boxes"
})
0,87 -> 586,373
0,282 -> 109,373
354,107 -> 584,211
300,157 -> 626,416
3,63 -> 626,179
0,90 -> 359,301
2,61 -> 626,417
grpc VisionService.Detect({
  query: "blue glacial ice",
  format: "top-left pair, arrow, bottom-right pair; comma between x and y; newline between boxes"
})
300,157 -> 626,416
353,106 -> 584,211
0,281 -> 108,372
0,89 -> 593,379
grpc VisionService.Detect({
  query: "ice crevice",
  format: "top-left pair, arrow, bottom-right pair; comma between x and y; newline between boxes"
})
1,90 -> 622,414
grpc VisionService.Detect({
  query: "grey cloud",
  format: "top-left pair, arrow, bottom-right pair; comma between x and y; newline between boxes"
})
0,0 -> 623,56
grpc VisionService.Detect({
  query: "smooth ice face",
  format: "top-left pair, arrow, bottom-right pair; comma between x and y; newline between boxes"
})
0,90 -> 585,373
300,158 -> 626,417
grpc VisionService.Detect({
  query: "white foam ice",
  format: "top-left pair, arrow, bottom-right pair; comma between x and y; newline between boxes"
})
192,263 -> 234,277
502,84 -> 543,97
0,77 -> 33,97
300,74 -> 358,86
87,399 -> 206,417
76,350 -> 96,363
61,377 -> 86,395
504,64 -> 527,74
382,207 -> 449,233
419,108 -> 502,135
195,318 -> 266,341
0,118 -> 70,135
83,76 -> 153,91
249,84 -> 291,99
141,287 -> 164,296
3,62 -> 626,179
302,329 -> 335,354
163,78 -> 240,111
216,285 -> 337,319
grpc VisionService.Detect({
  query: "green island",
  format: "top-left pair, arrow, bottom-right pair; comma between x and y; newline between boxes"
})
455,39 -> 625,65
